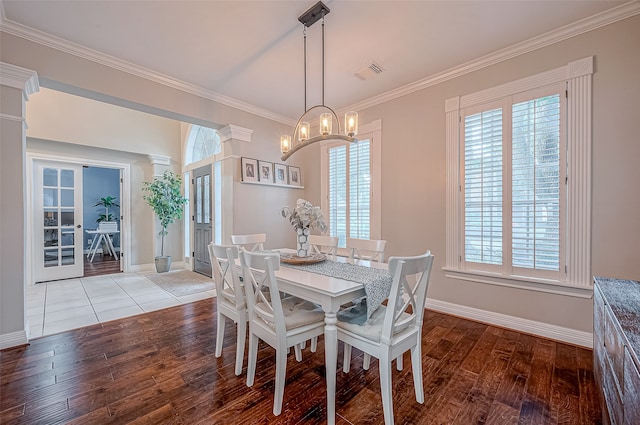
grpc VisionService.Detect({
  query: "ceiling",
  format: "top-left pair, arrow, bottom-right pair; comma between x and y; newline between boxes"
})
0,0 -> 631,124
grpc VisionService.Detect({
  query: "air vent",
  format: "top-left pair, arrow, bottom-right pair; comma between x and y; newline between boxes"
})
355,62 -> 384,80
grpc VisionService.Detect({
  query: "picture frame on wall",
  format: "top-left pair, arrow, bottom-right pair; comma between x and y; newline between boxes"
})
288,166 -> 301,186
241,157 -> 258,183
274,163 -> 288,185
258,160 -> 274,183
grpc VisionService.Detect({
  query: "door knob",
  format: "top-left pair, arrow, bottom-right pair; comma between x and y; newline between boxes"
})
76,224 -> 82,228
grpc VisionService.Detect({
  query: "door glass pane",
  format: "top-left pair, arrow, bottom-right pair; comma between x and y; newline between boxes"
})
61,248 -> 75,265
60,209 -> 74,226
196,176 -> 202,224
44,249 -> 59,267
44,211 -> 58,226
44,188 -> 58,207
61,189 -> 74,207
43,168 -> 57,187
60,230 -> 74,246
204,175 -> 210,224
60,169 -> 74,187
44,229 -> 58,247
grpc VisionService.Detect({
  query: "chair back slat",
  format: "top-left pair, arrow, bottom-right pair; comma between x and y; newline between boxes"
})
309,235 -> 338,259
347,238 -> 387,263
381,251 -> 434,344
209,244 -> 244,310
239,251 -> 286,333
231,233 -> 266,252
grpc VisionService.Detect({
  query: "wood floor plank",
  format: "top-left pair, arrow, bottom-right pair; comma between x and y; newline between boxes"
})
0,301 -> 601,424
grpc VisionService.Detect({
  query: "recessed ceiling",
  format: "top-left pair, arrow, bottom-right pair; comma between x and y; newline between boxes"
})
0,0 -> 630,122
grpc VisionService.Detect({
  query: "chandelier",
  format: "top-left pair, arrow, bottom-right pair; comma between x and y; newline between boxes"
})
280,1 -> 358,161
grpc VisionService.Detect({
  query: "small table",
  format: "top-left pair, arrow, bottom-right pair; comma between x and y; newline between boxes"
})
85,229 -> 120,262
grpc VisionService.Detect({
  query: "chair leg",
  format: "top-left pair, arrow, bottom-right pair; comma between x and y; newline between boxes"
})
342,343 -> 352,373
246,333 -> 259,387
379,350 -> 394,425
235,319 -> 247,376
396,353 -> 403,371
411,343 -> 424,404
273,346 -> 288,416
294,344 -> 303,362
363,353 -> 371,370
311,336 -> 318,352
215,313 -> 226,357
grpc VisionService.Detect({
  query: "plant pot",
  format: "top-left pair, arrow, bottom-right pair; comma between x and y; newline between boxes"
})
155,256 -> 172,273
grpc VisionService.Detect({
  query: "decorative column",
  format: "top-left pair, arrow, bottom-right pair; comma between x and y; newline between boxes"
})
0,62 -> 39,349
217,124 -> 253,244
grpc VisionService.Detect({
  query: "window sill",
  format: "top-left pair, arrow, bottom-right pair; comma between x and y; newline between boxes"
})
240,181 -> 304,189
442,267 -> 593,298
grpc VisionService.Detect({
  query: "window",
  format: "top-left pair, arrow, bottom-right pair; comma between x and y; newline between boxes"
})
462,87 -> 565,281
445,57 -> 593,295
322,121 -> 381,250
185,125 -> 221,165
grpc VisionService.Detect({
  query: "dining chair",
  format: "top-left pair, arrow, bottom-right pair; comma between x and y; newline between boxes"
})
209,243 -> 247,376
231,233 -> 266,252
338,251 -> 434,425
347,237 -> 387,263
240,250 -> 326,416
309,234 -> 339,259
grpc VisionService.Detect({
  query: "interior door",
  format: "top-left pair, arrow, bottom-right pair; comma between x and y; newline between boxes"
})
34,161 -> 84,282
193,165 -> 212,277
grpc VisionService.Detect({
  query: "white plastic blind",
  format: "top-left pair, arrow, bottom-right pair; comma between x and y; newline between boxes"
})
464,108 -> 503,265
328,145 -> 347,247
349,140 -> 371,240
512,94 -> 561,271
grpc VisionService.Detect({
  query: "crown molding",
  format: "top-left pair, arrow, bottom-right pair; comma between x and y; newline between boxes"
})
0,12 -> 296,126
1,1 -> 637,121
218,124 -> 253,144
0,62 -> 39,97
343,1 -> 640,113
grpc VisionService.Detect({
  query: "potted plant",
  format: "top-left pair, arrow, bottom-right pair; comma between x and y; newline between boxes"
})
94,195 -> 119,224
142,171 -> 188,273
94,195 -> 119,256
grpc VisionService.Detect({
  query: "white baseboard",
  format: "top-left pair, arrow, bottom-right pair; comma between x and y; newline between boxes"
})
129,261 -> 186,273
425,298 -> 593,348
0,329 -> 28,350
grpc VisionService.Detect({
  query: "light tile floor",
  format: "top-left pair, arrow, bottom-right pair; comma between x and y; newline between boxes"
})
26,270 -> 215,338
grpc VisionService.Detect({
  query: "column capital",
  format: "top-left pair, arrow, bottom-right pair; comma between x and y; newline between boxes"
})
0,62 -> 39,98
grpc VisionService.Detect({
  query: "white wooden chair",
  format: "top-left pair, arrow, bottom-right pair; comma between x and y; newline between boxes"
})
309,234 -> 339,259
240,250 -> 326,416
209,243 -> 247,376
231,233 -> 266,252
347,237 -> 387,263
338,251 -> 434,425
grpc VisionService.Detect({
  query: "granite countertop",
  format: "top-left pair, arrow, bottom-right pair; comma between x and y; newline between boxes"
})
594,276 -> 640,367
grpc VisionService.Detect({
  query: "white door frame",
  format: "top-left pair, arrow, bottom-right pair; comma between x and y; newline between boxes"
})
26,152 -> 131,285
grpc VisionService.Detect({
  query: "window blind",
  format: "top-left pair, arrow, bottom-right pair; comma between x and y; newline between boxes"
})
349,140 -> 371,240
512,95 -> 561,271
329,145 -> 347,247
464,108 -> 503,265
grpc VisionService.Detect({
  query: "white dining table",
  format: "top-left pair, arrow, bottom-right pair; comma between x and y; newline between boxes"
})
274,253 -> 388,425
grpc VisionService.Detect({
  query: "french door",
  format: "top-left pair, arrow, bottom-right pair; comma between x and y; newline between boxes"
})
193,165 -> 212,277
34,161 -> 84,282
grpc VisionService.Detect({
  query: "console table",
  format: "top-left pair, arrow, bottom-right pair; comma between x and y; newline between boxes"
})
593,276 -> 640,425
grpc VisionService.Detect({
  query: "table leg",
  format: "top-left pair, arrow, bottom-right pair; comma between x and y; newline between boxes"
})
89,234 -> 104,262
105,233 -> 118,260
324,311 -> 338,425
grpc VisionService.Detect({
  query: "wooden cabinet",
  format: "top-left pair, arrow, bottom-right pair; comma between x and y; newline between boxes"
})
593,278 -> 640,425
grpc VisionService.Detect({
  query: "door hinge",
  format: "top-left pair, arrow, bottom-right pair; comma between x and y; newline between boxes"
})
192,251 -> 195,257
120,178 -> 123,183
565,89 -> 568,99
565,265 -> 568,274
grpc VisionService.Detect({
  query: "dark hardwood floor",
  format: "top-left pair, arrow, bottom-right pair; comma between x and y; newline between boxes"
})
83,252 -> 121,278
0,300 -> 601,424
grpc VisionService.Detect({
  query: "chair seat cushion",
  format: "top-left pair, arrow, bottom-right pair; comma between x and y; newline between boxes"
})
336,305 -> 411,342
256,297 -> 324,330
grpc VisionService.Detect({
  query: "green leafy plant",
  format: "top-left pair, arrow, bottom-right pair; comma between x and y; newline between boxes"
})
142,171 -> 188,257
94,195 -> 120,223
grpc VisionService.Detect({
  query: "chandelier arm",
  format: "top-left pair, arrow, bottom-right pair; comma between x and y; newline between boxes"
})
281,134 -> 356,161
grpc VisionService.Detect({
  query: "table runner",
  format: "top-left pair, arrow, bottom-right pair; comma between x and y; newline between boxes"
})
280,259 -> 392,325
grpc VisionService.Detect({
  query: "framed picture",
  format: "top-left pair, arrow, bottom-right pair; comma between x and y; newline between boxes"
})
241,157 -> 258,183
288,166 -> 301,186
274,163 -> 288,185
258,160 -> 274,183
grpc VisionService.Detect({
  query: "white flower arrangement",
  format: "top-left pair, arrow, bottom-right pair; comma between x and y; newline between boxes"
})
280,198 -> 327,232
